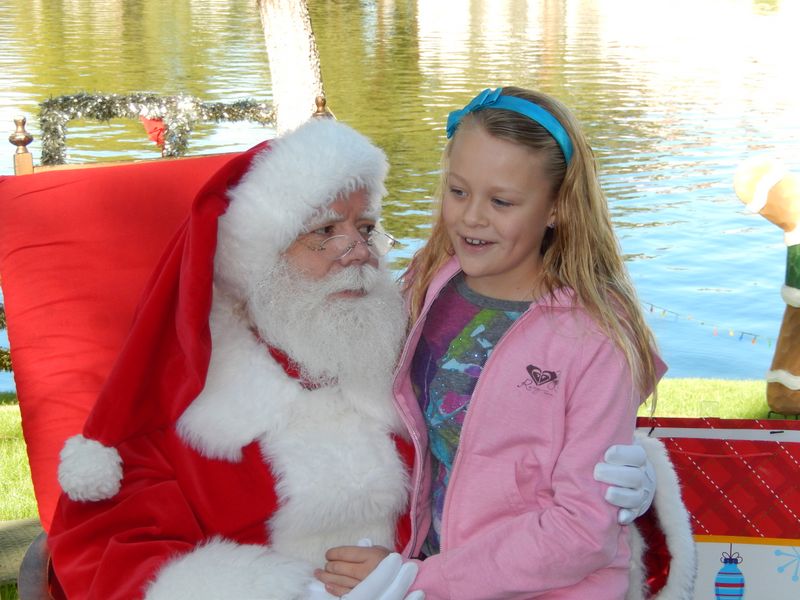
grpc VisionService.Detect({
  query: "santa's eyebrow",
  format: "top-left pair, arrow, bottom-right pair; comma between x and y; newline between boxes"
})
303,206 -> 379,231
362,207 -> 380,221
309,206 -> 343,226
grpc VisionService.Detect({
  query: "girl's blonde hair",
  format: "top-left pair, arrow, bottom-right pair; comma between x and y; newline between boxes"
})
403,86 -> 659,401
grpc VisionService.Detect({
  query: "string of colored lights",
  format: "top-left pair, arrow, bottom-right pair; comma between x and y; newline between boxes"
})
642,301 -> 775,347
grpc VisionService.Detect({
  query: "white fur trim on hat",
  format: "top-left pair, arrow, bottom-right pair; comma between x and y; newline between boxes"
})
215,118 -> 389,300
144,537 -> 311,600
57,434 -> 123,502
626,433 -> 697,600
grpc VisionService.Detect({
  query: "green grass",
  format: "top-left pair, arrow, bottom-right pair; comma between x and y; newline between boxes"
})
0,379 -> 780,521
0,379 -> 782,598
1,394 -> 30,600
0,585 -> 18,600
640,377 -> 772,419
0,378 -> 777,524
0,402 -> 36,521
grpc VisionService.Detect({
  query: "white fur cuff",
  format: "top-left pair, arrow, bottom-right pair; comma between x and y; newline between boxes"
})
145,537 -> 312,600
57,434 -> 123,502
632,433 -> 697,600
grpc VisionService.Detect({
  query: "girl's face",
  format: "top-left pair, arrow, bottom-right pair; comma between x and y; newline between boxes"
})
442,124 -> 556,301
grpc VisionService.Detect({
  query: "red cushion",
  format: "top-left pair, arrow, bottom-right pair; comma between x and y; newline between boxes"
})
0,153 -> 241,530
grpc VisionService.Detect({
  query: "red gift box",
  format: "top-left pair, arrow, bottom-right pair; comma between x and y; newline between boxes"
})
637,416 -> 800,599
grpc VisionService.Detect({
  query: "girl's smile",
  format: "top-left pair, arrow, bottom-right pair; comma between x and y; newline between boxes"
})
443,124 -> 556,301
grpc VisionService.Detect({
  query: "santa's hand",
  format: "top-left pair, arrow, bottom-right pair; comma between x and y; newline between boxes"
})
594,441 -> 656,525
342,553 -> 422,600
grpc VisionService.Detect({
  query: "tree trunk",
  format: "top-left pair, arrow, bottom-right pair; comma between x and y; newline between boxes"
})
256,0 -> 324,134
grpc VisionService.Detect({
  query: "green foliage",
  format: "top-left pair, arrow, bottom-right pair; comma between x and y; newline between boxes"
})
0,305 -> 9,373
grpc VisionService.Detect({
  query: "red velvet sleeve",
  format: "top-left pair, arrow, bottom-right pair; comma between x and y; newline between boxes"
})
48,433 -> 205,600
48,431 -> 277,600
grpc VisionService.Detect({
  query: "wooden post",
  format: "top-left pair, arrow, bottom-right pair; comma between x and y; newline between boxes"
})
9,116 -> 34,175
312,96 -> 335,119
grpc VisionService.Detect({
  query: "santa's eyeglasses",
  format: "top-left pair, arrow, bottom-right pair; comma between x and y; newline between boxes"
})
299,229 -> 398,261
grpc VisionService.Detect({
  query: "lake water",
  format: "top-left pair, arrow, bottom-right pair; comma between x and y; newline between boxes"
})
1,0 -> 799,392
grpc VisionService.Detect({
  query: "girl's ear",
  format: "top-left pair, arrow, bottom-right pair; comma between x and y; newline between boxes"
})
546,202 -> 557,229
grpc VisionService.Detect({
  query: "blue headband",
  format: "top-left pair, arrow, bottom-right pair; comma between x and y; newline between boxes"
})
446,88 -> 574,164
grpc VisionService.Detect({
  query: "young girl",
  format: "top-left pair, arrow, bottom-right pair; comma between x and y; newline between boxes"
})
319,87 -> 666,599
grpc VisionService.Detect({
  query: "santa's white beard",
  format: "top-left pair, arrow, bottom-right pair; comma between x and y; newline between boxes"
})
248,259 -> 406,390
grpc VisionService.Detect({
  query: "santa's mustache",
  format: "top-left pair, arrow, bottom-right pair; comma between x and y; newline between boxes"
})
310,263 -> 382,296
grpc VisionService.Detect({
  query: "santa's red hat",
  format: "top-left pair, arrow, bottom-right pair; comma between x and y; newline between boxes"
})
57,118 -> 390,502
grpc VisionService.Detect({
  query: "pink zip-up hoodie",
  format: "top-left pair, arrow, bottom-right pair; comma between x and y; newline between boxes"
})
394,258 -> 667,599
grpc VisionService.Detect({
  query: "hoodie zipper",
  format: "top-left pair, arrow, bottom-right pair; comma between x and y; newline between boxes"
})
391,277 -> 454,557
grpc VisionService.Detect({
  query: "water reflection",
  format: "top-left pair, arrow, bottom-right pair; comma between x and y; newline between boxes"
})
1,0 -> 799,388
0,0 -> 275,162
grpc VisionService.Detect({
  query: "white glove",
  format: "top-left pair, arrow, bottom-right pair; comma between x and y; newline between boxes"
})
306,580 -> 339,600
593,440 -> 656,525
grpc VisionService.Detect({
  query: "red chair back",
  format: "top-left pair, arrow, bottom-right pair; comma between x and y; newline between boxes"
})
0,153 -> 241,530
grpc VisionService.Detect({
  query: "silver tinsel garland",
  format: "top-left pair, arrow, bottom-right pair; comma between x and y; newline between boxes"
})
0,93 -> 274,371
39,92 -> 275,165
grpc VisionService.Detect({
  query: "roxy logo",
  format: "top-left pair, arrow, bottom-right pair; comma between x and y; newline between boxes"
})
517,364 -> 559,394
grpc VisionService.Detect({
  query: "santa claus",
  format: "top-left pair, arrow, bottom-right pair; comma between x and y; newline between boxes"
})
46,117 -> 658,599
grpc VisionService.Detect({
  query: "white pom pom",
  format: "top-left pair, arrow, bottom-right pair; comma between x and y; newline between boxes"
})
58,434 -> 123,501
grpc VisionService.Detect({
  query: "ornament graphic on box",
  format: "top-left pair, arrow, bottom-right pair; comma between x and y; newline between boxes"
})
715,546 -> 745,599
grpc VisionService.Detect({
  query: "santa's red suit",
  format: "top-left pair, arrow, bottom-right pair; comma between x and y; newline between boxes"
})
48,119 -> 412,600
